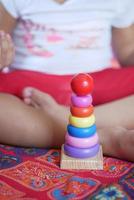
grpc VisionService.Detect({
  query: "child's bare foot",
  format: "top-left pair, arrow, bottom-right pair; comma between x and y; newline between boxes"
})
23,87 -> 69,146
23,87 -> 134,162
23,87 -> 58,110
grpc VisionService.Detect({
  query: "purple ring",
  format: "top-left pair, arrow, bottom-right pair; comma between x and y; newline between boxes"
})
71,94 -> 92,108
64,143 -> 100,158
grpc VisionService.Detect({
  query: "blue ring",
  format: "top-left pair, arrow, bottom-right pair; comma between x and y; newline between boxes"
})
67,124 -> 96,138
64,143 -> 100,158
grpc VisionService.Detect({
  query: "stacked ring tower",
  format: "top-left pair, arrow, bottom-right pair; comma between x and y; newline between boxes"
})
61,73 -> 103,169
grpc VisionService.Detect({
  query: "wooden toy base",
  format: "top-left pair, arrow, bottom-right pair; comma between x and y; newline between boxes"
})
60,145 -> 103,170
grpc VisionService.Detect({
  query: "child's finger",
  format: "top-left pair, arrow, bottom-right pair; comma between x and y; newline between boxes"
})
0,31 -> 5,69
5,34 -> 15,66
0,32 -> 9,67
0,32 -> 14,67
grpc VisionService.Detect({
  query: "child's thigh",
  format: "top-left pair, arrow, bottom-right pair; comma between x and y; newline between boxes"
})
0,92 -> 53,147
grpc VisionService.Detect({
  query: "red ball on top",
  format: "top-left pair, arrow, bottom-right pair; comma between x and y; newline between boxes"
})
71,73 -> 94,96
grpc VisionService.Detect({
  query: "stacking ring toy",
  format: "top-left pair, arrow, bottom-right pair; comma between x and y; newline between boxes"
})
69,114 -> 95,128
67,124 -> 96,138
65,132 -> 99,148
71,73 -> 94,96
64,143 -> 100,158
71,94 -> 92,107
70,105 -> 94,117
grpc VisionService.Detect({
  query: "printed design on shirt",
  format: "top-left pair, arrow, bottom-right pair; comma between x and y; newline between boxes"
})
70,36 -> 100,50
20,19 -> 104,58
23,33 -> 54,57
21,20 -> 65,58
46,34 -> 64,43
21,20 -> 64,58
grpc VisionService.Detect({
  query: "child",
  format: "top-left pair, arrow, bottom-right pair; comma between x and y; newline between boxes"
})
0,0 -> 134,162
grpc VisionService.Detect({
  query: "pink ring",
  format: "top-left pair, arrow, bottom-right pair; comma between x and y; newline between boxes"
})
65,132 -> 99,148
71,94 -> 92,108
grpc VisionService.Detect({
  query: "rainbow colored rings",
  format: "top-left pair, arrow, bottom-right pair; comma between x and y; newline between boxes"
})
69,114 -> 95,128
70,105 -> 94,118
71,94 -> 92,107
67,124 -> 97,138
64,143 -> 100,158
65,132 -> 98,148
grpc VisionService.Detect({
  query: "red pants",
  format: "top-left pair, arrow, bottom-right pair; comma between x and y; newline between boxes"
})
0,67 -> 134,106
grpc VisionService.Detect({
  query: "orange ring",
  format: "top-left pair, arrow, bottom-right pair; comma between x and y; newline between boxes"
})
70,105 -> 94,117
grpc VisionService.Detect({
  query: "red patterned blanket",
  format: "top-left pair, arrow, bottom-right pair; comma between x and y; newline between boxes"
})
0,145 -> 134,199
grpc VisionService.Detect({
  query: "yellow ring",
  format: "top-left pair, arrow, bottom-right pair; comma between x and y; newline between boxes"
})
69,114 -> 95,128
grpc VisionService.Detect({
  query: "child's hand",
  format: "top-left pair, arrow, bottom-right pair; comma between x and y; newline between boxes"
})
0,31 -> 15,70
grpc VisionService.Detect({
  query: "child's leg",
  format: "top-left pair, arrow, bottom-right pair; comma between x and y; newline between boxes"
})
0,67 -> 134,161
98,127 -> 134,162
95,95 -> 134,161
0,93 -> 67,147
95,95 -> 134,129
23,88 -> 134,161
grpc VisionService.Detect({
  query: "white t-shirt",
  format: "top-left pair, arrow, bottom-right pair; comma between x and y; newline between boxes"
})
0,0 -> 134,74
